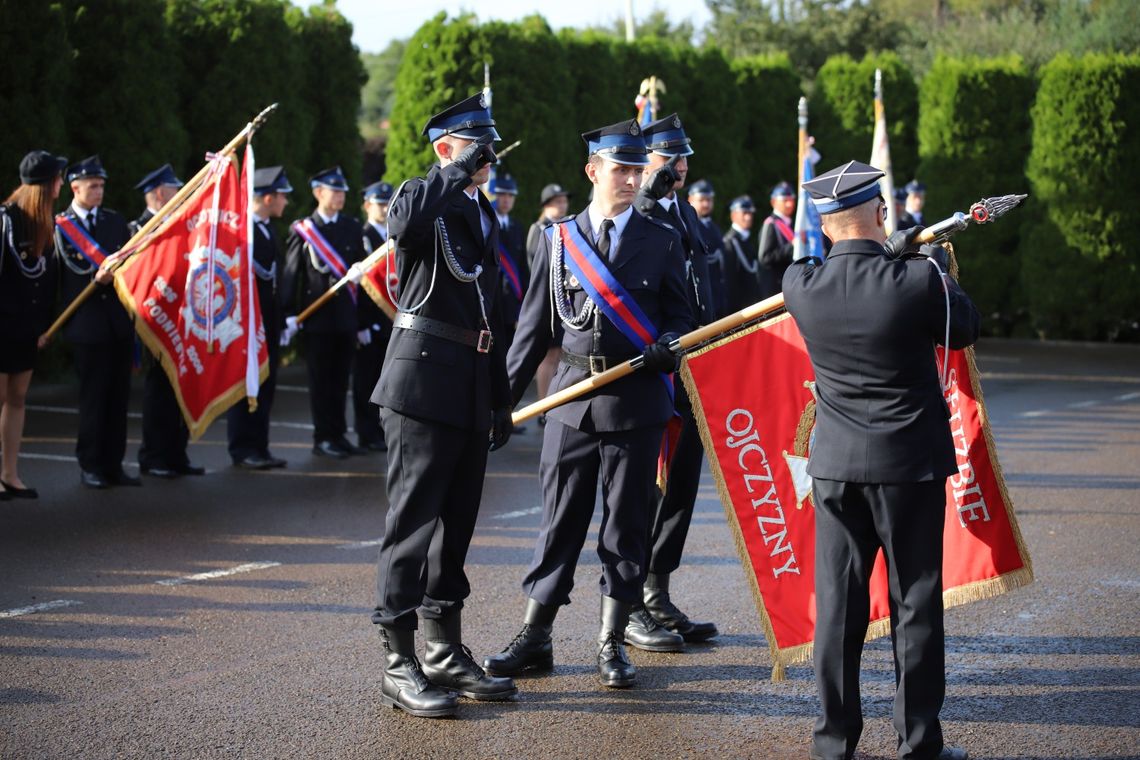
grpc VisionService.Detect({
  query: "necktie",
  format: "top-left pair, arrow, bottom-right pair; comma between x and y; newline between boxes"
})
597,219 -> 614,261
669,202 -> 683,229
465,195 -> 485,241
86,211 -> 97,234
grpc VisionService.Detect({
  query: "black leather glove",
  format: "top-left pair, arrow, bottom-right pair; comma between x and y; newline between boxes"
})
919,243 -> 950,271
642,155 -> 682,202
641,332 -> 681,373
489,406 -> 513,451
452,133 -> 497,177
884,225 -> 925,259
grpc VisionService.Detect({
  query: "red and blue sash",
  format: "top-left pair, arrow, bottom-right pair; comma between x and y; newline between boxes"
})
55,214 -> 109,267
292,218 -> 357,303
497,242 -> 523,301
765,215 -> 794,243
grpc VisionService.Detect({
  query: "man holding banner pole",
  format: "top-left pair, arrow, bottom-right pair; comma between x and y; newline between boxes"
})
782,160 -> 979,760
485,119 -> 694,688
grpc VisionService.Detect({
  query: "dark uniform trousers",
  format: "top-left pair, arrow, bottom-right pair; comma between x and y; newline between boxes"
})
369,163 -> 512,630
57,206 -> 133,477
811,478 -> 946,760
507,207 -> 694,608
783,238 -> 980,760
227,221 -> 283,461
131,211 -> 191,471
282,211 -> 365,445
639,197 -> 716,577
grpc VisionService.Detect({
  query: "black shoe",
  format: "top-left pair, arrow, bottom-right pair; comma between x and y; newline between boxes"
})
336,437 -> 368,456
176,463 -> 206,476
234,455 -> 274,471
80,470 -> 110,489
624,605 -> 684,652
140,464 -> 178,479
0,489 -> 10,501
644,572 -> 718,642
422,614 -> 517,701
483,598 -> 558,676
0,480 -> 38,499
108,470 -> 142,487
263,454 -> 287,468
939,748 -> 968,760
378,627 -> 458,719
361,439 -> 388,452
312,440 -> 350,459
597,596 -> 635,688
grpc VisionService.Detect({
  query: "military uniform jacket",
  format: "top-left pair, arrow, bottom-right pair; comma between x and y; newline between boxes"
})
252,219 -> 283,341
695,215 -> 729,318
722,225 -> 761,311
782,238 -> 981,483
282,211 -> 364,334
370,163 -> 511,433
507,206 -> 695,433
129,208 -> 155,237
757,213 -> 795,299
0,204 -> 58,340
637,195 -> 715,326
56,205 -> 133,344
496,213 -> 529,322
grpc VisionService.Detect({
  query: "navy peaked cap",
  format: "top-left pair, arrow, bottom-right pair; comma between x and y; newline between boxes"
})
802,160 -> 885,215
422,93 -> 500,143
540,183 -> 570,205
254,166 -> 293,195
135,164 -> 184,194
770,181 -> 795,199
581,119 -> 648,166
687,179 -> 714,197
491,174 -> 518,194
309,166 -> 349,191
642,113 -> 693,157
362,181 -> 393,203
19,150 -> 67,185
67,155 -> 107,183
729,195 -> 756,212
905,180 -> 926,194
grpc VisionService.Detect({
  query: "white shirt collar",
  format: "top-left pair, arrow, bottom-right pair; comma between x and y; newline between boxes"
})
657,195 -> 677,214
72,201 -> 96,222
496,212 -> 510,227
732,223 -> 750,240
317,210 -> 338,225
252,212 -> 268,225
774,212 -> 792,224
370,220 -> 387,238
588,203 -> 634,243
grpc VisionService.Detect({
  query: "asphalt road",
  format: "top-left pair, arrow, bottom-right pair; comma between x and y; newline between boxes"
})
2,339 -> 1138,759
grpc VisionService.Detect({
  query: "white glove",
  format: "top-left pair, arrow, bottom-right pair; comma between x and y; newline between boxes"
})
346,262 -> 365,284
281,316 -> 300,346
356,328 -> 372,346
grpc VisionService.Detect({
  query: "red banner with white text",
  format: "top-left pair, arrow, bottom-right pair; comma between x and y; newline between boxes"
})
681,311 -> 1033,679
114,155 -> 267,439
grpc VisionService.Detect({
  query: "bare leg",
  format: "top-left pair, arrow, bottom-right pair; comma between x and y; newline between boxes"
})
0,370 -> 33,489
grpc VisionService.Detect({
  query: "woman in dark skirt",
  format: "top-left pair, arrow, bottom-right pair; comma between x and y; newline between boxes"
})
0,150 -> 67,500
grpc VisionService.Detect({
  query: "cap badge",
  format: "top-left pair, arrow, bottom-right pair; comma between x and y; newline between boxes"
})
629,123 -> 640,136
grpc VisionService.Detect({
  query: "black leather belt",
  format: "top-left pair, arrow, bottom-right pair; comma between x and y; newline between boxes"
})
393,312 -> 493,353
561,350 -> 633,375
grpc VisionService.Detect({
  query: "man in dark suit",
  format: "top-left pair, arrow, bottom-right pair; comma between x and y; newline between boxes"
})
282,166 -> 367,459
756,181 -> 796,299
354,180 -> 394,452
484,119 -> 695,689
626,113 -> 719,651
131,164 -> 205,479
490,172 -> 528,354
55,156 -> 139,489
687,179 -> 729,318
782,160 -> 979,760
905,179 -> 927,225
369,93 -> 518,718
722,195 -> 761,312
226,166 -> 292,470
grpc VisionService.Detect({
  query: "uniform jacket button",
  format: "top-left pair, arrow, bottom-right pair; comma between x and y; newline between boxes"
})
420,351 -> 429,358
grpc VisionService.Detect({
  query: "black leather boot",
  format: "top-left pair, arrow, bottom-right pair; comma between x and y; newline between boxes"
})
597,596 -> 636,688
483,598 -> 557,676
624,603 -> 685,652
422,611 -> 518,701
643,572 -> 718,642
378,626 -> 458,718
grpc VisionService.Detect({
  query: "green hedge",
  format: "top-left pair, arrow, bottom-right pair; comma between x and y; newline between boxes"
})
384,14 -> 802,225
916,55 -> 1034,332
0,0 -> 362,220
809,52 -> 918,184
1024,53 -> 1140,339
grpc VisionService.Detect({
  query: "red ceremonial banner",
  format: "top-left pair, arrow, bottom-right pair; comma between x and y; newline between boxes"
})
359,240 -> 398,321
114,155 -> 268,439
681,311 -> 1033,680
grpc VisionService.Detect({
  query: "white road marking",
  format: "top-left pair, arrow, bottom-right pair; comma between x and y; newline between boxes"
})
27,403 -> 313,431
494,506 -> 543,520
1068,400 -> 1098,409
1117,391 -> 1140,401
155,561 -> 282,586
338,538 -> 384,550
0,599 -> 83,619
1020,410 -> 1050,418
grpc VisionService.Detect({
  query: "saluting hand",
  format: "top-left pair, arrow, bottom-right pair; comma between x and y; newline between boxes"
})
643,155 -> 682,202
453,133 -> 497,177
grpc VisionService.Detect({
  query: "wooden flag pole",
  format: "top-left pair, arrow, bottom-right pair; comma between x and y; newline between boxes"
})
294,239 -> 394,324
40,104 -> 279,343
